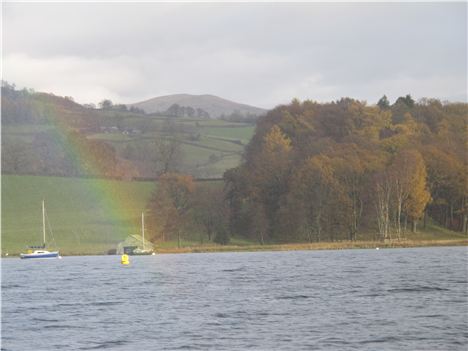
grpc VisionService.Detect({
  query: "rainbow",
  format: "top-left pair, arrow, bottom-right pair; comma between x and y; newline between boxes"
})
38,98 -> 146,241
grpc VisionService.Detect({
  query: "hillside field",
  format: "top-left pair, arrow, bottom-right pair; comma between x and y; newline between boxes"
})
2,175 -> 156,255
2,174 -> 229,256
85,117 -> 254,177
3,116 -> 255,178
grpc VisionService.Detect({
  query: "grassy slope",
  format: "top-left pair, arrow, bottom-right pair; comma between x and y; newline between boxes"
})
203,126 -> 254,144
87,117 -> 253,177
3,116 -> 254,178
2,175 -> 155,255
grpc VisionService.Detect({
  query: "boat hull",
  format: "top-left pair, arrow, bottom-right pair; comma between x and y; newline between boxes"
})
130,250 -> 153,256
20,252 -> 60,259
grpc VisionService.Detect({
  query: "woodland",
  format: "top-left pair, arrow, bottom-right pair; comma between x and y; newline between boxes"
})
148,96 -> 467,244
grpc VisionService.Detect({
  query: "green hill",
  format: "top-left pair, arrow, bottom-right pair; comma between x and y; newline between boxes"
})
1,84 -> 256,179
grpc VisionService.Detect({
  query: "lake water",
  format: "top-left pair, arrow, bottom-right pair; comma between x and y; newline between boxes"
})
2,247 -> 467,350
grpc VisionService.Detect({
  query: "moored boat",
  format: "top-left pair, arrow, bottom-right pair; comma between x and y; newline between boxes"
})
130,212 -> 154,255
20,249 -> 60,259
20,201 -> 60,259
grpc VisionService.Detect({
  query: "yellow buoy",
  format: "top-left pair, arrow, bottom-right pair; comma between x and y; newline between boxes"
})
121,254 -> 130,265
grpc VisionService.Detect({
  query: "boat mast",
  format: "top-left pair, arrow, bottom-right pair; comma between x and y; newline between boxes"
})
142,212 -> 145,250
42,200 -> 46,247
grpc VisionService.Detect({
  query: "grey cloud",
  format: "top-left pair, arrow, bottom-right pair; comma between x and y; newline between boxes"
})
3,2 -> 466,107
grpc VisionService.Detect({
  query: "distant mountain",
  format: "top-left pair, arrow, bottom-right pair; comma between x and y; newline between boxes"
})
129,94 -> 267,118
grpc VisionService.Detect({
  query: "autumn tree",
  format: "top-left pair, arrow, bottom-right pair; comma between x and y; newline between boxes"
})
223,167 -> 249,237
66,131 -> 118,177
289,155 -> 340,241
377,95 -> 390,110
329,145 -> 381,240
147,173 -> 195,247
115,159 -> 139,181
248,125 -> 292,240
403,155 -> 431,232
192,183 -> 229,243
423,146 -> 465,231
394,94 -> 415,108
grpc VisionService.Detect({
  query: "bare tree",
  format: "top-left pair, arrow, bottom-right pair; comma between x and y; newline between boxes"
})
374,171 -> 392,241
153,137 -> 183,177
152,120 -> 186,176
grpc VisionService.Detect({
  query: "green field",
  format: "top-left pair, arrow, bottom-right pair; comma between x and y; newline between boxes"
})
2,175 -> 156,255
1,174 -> 227,256
204,126 -> 254,144
85,116 -> 253,177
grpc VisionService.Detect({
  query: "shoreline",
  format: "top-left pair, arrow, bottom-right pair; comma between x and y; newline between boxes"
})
3,239 -> 467,257
155,239 -> 468,254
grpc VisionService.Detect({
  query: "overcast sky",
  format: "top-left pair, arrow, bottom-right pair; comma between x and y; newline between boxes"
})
2,2 -> 466,108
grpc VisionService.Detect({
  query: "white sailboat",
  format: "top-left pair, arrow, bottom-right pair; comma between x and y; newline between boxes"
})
132,212 -> 153,255
20,201 -> 60,259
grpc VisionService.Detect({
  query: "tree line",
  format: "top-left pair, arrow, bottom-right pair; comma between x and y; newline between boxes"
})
145,95 -> 467,245
223,96 -> 466,243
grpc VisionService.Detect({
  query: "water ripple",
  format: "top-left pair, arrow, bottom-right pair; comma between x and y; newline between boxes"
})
2,247 -> 467,350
